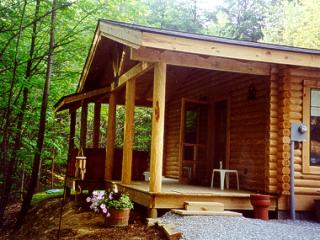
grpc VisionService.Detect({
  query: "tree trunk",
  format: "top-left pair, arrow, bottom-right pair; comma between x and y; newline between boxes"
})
20,170 -> 25,201
0,0 -> 28,226
51,151 -> 55,189
16,0 -> 56,228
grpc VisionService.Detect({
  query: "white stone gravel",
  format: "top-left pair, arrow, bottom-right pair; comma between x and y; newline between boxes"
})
160,212 -> 320,240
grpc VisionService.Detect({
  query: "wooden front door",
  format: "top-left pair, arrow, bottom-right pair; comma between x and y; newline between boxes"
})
179,98 -> 208,184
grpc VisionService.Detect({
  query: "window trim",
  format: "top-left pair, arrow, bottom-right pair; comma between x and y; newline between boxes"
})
302,80 -> 320,174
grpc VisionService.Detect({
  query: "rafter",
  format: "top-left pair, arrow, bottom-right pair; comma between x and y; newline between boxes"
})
55,87 -> 110,112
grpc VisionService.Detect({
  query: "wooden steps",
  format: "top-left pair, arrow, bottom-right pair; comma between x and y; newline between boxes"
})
185,201 -> 224,212
172,201 -> 242,217
172,209 -> 242,216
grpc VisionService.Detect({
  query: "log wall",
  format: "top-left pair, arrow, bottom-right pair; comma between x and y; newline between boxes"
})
266,67 -> 320,210
164,69 -> 269,192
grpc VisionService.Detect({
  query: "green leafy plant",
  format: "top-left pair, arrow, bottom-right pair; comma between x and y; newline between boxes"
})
86,185 -> 133,216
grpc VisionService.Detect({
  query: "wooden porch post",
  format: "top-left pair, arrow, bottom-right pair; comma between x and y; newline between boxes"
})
66,109 -> 76,199
93,103 -> 101,148
149,63 -> 166,193
121,79 -> 136,184
68,109 -> 76,160
80,102 -> 88,151
105,93 -> 116,180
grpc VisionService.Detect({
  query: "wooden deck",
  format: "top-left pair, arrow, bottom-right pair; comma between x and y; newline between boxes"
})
106,179 -> 278,211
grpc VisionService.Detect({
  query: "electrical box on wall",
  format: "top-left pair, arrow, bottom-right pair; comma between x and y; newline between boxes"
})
291,123 -> 308,142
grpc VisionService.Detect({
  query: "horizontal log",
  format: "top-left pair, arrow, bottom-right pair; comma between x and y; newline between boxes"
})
282,167 -> 290,175
294,164 -> 302,172
281,136 -> 291,144
288,68 -> 320,78
267,162 -> 277,169
304,79 -> 320,87
267,178 -> 278,185
269,147 -> 278,155
282,144 -> 290,152
268,154 -> 278,162
269,124 -> 279,132
282,83 -> 303,91
295,187 -> 320,195
295,179 -> 320,188
283,98 -> 302,106
267,169 -> 277,177
282,152 -> 290,160
280,175 -> 290,183
267,185 -> 278,193
281,182 -> 290,191
279,121 -> 290,129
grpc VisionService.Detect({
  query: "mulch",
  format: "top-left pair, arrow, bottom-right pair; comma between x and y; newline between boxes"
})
0,198 -> 166,240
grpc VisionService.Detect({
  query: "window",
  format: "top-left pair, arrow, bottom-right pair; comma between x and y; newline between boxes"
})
310,89 -> 320,166
303,83 -> 320,174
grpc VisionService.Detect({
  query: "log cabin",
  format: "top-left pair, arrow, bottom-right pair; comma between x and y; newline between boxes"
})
55,19 -> 320,218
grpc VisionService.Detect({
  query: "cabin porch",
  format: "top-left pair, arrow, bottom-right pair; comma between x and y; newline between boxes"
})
64,175 -> 278,216
105,180 -> 278,212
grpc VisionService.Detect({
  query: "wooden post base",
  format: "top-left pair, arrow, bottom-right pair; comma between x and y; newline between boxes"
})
148,208 -> 158,218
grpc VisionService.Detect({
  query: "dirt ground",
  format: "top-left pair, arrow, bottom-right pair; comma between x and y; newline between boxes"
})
1,198 -> 166,240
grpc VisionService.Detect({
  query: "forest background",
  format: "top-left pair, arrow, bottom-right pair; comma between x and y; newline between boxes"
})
1,0 -> 320,226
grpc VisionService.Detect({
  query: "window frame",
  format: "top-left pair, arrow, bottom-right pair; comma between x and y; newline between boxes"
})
303,80 -> 320,174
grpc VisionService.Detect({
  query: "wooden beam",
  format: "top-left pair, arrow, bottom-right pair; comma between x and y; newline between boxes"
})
141,32 -> 320,68
93,103 -> 101,148
117,48 -> 127,76
131,47 -> 270,76
99,21 -> 142,48
111,62 -> 153,91
68,109 -> 76,161
78,31 -> 101,92
80,102 -> 88,151
105,92 -> 116,180
121,79 -> 136,184
149,63 -> 166,193
55,87 -> 110,112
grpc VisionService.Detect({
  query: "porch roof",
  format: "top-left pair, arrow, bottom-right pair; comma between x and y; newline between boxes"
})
55,19 -> 320,112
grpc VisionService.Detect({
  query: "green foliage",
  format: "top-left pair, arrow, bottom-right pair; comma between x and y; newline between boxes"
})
206,0 -> 272,41
31,189 -> 64,206
143,0 -> 205,33
263,0 -> 320,49
105,194 -> 134,209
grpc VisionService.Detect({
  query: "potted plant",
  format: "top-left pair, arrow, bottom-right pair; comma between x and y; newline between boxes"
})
86,185 -> 134,227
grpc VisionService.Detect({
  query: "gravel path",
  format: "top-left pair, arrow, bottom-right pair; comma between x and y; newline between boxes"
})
161,212 -> 320,240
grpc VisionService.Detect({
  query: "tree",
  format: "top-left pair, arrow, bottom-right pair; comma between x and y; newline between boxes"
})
143,0 -> 205,33
0,0 -> 41,226
16,0 -> 57,228
206,0 -> 272,41
263,0 -> 320,49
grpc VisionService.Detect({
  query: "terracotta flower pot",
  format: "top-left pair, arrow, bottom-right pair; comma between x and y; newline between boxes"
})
105,208 -> 131,227
250,194 -> 271,220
